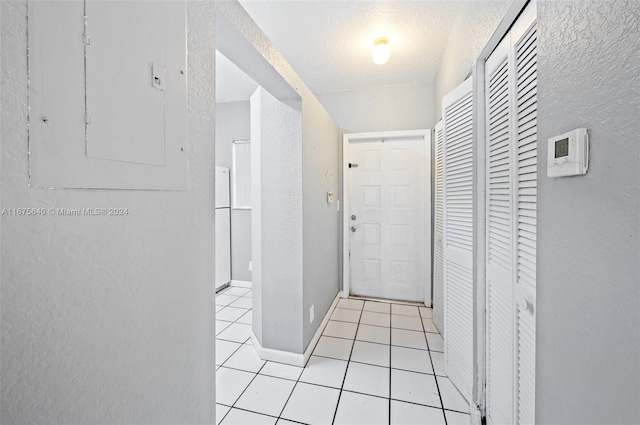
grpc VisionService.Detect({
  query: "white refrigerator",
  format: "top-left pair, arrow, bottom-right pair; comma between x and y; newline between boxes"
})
215,166 -> 231,291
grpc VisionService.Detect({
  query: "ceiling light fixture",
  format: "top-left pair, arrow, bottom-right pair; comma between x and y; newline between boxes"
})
372,37 -> 390,65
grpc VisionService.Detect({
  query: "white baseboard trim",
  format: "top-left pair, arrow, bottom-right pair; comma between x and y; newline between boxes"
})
250,292 -> 341,367
302,292 -> 341,365
230,280 -> 252,289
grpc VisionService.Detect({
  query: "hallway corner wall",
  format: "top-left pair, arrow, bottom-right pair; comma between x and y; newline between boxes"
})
0,1 -> 216,423
217,0 -> 342,356
536,1 -> 640,423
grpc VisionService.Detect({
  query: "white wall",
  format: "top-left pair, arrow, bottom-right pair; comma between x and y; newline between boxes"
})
217,1 -> 341,356
215,101 -> 252,282
536,1 -> 640,423
433,1 -> 512,123
0,1 -> 216,423
317,83 -> 434,133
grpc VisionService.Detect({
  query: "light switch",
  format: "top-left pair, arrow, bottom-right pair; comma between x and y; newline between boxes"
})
327,191 -> 334,203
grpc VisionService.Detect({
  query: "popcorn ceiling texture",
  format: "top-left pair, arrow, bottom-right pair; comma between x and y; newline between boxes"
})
536,1 -> 640,423
1,1 -> 216,423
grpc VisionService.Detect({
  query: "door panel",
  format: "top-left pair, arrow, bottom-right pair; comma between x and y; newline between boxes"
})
433,121 -> 445,334
442,77 -> 474,402
349,136 -> 427,302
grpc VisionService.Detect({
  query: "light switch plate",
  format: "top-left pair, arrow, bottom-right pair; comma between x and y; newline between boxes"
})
327,191 -> 334,203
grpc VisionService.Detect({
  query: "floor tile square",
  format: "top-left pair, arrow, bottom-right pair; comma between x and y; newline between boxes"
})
391,345 -> 433,374
426,333 -> 444,352
312,336 -> 353,360
419,307 -> 434,319
242,292 -> 252,299
222,287 -> 251,297
276,420 -> 299,425
422,318 -> 439,333
223,344 -> 265,373
338,298 -> 365,311
351,341 -> 390,367
430,351 -> 446,376
216,320 -> 233,336
229,297 -> 253,309
391,314 -> 423,331
299,355 -> 348,388
235,375 -> 295,417
391,369 -> 440,408
334,391 -> 389,425
356,324 -> 391,345
391,328 -> 428,350
445,410 -> 472,424
323,320 -> 358,340
438,376 -> 470,413
391,304 -> 420,317
364,301 -> 391,313
360,311 -> 391,327
216,294 -> 239,306
390,400 -> 446,425
216,305 -> 225,313
281,382 -> 340,425
216,340 -> 242,365
218,323 -> 253,343
237,310 -> 252,325
216,404 -> 231,425
260,361 -> 303,381
343,362 -> 390,398
331,308 -> 361,323
216,367 -> 255,406
221,408 -> 277,425
217,307 -> 249,322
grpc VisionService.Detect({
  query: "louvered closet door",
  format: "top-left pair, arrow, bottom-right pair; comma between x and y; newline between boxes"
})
442,77 -> 474,402
485,2 -> 537,424
513,4 -> 537,423
433,120 -> 445,334
485,34 -> 514,425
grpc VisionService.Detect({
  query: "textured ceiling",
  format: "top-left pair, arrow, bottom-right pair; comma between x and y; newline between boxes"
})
239,0 -> 472,94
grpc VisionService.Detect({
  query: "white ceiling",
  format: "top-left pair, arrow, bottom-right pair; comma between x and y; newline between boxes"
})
216,50 -> 259,103
238,0 -> 479,95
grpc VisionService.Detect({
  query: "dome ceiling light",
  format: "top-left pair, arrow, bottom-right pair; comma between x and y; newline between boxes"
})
372,37 -> 390,65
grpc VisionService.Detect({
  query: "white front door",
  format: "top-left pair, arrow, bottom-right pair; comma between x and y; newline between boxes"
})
347,133 -> 429,302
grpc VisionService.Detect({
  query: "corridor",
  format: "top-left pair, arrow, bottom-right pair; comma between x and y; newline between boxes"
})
215,287 -> 469,425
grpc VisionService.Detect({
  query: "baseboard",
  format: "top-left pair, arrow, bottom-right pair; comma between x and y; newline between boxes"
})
230,280 -> 252,289
250,291 -> 341,367
251,332 -> 305,367
302,292 -> 341,365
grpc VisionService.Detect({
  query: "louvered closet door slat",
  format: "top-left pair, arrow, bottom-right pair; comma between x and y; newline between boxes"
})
433,121 -> 445,334
485,33 -> 514,425
442,77 -> 474,402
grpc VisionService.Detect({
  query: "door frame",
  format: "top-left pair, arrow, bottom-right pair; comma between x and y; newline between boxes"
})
341,129 -> 432,307
472,0 -> 532,421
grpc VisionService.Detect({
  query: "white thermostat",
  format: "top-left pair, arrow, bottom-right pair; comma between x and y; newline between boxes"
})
547,128 -> 589,177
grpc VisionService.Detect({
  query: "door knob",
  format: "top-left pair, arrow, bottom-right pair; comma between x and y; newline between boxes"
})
351,215 -> 357,220
351,226 -> 357,233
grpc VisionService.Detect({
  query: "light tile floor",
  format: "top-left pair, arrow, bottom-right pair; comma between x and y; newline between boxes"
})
216,287 -> 471,425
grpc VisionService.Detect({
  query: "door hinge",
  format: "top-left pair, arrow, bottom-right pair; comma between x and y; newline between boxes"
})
84,115 -> 91,124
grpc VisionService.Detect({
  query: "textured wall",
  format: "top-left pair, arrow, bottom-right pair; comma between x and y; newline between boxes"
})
317,83 -> 435,133
218,1 -> 341,354
433,1 -> 511,124
251,87 -> 304,353
536,1 -> 640,423
215,101 -> 252,282
0,1 -> 216,423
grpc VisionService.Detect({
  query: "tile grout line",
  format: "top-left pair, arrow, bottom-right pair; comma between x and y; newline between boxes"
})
419,306 -> 448,425
275,296 -> 344,425
331,300 -> 364,425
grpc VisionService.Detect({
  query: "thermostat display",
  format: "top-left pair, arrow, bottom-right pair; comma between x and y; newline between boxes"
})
547,128 -> 589,177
